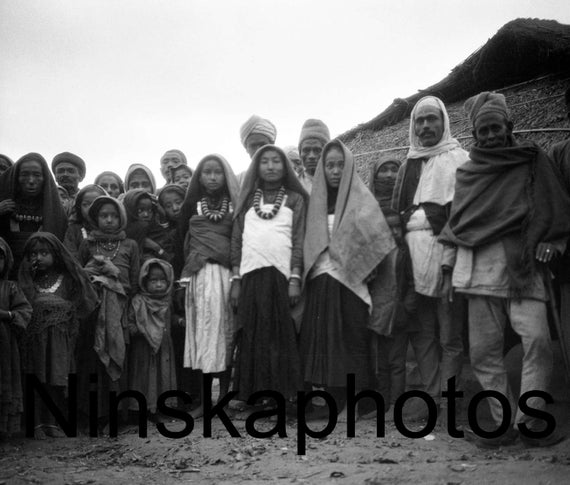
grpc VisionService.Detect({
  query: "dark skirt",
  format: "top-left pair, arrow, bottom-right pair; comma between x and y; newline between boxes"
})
235,267 -> 302,400
300,273 -> 370,388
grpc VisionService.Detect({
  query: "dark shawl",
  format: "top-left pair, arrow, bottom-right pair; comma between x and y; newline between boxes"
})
0,153 -> 68,241
439,142 -> 570,291
123,189 -> 166,254
177,154 -> 240,276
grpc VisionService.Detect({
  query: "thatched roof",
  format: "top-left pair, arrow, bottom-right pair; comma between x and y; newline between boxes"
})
339,18 -> 570,180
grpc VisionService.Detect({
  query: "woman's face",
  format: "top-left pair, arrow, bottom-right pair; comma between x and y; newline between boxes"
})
375,162 -> 399,183
18,160 -> 44,198
199,159 -> 225,194
323,148 -> 344,189
97,203 -> 121,234
128,170 -> 152,193
258,149 -> 284,184
80,190 -> 102,221
97,175 -> 121,198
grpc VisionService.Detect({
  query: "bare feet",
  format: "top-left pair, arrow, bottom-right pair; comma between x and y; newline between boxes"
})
43,424 -> 65,438
34,424 -> 46,440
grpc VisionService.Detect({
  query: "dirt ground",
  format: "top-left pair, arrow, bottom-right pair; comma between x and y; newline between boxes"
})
1,346 -> 569,485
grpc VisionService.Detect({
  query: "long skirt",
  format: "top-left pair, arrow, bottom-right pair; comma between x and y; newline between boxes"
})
235,267 -> 302,400
183,263 -> 234,373
300,273 -> 370,389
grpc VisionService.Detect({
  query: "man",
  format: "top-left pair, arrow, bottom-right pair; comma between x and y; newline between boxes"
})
297,119 -> 330,193
237,114 -> 277,185
240,115 -> 277,159
51,152 -> 86,200
440,91 -> 570,448
160,149 -> 188,184
392,96 -> 469,420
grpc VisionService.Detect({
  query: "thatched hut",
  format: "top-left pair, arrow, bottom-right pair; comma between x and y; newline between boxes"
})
339,18 -> 570,180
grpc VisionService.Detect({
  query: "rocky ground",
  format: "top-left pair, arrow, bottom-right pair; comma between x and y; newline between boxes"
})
1,345 -> 569,485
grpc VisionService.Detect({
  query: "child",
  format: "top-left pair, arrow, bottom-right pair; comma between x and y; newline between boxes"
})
0,237 -> 32,438
19,232 -> 97,439
178,154 -> 239,418
124,189 -> 172,263
124,164 -> 156,194
127,259 -> 177,421
78,196 -> 140,431
231,145 -> 308,406
171,164 -> 193,192
63,184 -> 108,259
94,171 -> 124,199
158,184 -> 186,276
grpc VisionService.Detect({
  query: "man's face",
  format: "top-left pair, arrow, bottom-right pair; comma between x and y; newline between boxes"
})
55,162 -> 81,193
245,134 -> 271,159
473,113 -> 512,149
160,156 -> 183,181
413,106 -> 444,147
300,138 -> 325,176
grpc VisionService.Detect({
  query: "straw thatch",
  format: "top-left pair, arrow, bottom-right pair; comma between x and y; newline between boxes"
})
338,18 -> 570,181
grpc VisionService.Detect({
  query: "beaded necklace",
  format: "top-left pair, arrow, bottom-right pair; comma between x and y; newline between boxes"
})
13,213 -> 43,223
96,239 -> 121,260
253,186 -> 286,220
36,273 -> 63,294
200,196 -> 229,223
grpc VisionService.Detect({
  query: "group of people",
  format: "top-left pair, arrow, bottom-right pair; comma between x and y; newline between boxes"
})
1,87 -> 569,450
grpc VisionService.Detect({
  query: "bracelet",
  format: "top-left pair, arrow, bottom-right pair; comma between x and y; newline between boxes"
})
289,278 -> 301,286
289,274 -> 302,281
230,275 -> 241,283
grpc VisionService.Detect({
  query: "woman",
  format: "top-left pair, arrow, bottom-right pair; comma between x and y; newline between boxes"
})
94,171 -> 124,199
301,140 -> 395,420
231,145 -> 309,405
124,163 -> 157,194
0,153 -> 68,275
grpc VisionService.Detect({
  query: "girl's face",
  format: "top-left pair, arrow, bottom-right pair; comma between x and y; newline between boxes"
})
98,175 -> 121,198
324,148 -> 344,189
28,241 -> 55,273
18,160 -> 44,198
161,191 -> 184,221
173,168 -> 192,190
97,203 -> 121,234
80,190 -> 102,221
136,197 -> 154,222
199,159 -> 225,194
145,265 -> 168,294
258,149 -> 284,184
375,162 -> 399,183
128,170 -> 152,193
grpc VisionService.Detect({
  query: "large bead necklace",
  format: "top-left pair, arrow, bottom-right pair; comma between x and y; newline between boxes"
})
253,186 -> 286,220
96,239 -> 121,260
13,213 -> 43,223
200,196 -> 229,222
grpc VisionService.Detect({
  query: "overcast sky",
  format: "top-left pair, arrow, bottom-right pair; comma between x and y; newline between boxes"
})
1,0 -> 569,185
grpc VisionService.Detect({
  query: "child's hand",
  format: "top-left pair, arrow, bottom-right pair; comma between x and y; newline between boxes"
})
288,280 -> 301,307
230,280 -> 241,312
0,199 -> 16,216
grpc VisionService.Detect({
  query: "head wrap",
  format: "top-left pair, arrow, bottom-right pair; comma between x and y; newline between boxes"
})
0,153 -> 68,241
368,158 -> 401,213
132,258 -> 174,353
298,119 -> 331,152
18,232 -> 98,317
157,183 -> 186,208
94,171 -> 125,196
304,140 -> 395,290
124,163 -> 157,194
0,237 -> 14,279
0,154 -> 13,173
234,145 -> 309,218
161,149 -> 187,167
87,195 -> 128,239
240,115 -> 277,147
51,152 -> 86,180
464,91 -> 510,126
408,96 -> 461,160
72,184 -> 108,224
